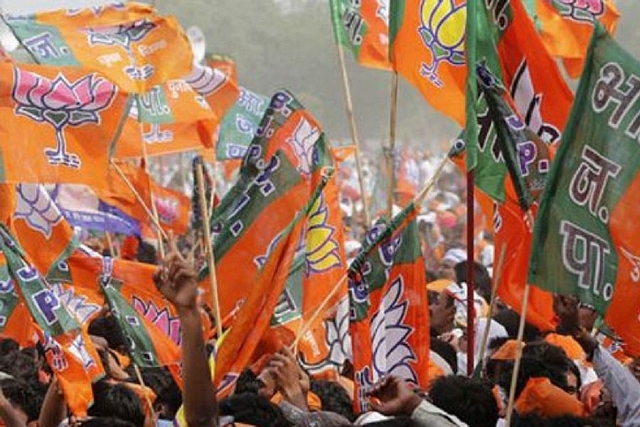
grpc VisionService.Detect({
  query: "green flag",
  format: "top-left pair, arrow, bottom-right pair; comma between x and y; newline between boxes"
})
528,26 -> 640,355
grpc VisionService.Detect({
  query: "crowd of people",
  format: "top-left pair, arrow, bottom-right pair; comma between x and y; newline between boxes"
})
0,151 -> 639,427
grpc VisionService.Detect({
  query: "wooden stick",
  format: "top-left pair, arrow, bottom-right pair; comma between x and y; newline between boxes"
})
335,42 -> 371,227
505,283 -> 531,426
110,159 -> 169,241
387,72 -> 399,219
195,161 -> 224,339
466,170 -> 476,376
478,244 -> 507,374
141,143 -> 166,258
105,232 -> 116,258
292,273 -> 349,350
133,363 -> 157,420
414,155 -> 448,205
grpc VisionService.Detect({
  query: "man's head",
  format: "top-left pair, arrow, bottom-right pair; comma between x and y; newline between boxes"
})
429,375 -> 499,427
0,378 -> 39,424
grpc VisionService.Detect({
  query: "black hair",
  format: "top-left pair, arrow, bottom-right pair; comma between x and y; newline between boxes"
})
234,368 -> 260,395
363,416 -> 419,426
454,260 -> 492,302
136,240 -> 158,265
138,368 -> 182,420
523,341 -> 582,392
498,355 -> 570,400
219,392 -> 292,427
88,316 -> 128,352
430,337 -> 458,375
0,338 -> 19,356
310,379 -> 356,422
429,375 -> 499,427
493,310 -> 542,341
0,378 -> 40,422
88,381 -> 145,427
79,417 -> 138,427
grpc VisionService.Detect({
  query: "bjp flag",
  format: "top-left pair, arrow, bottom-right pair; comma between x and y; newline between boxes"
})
23,2 -> 154,28
115,79 -> 216,157
0,62 -> 129,187
6,12 -> 193,94
186,56 -> 239,126
530,0 -> 620,78
149,181 -> 190,236
390,0 -> 466,125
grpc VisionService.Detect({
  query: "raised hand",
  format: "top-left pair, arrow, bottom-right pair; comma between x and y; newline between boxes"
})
367,376 -> 422,416
267,347 -> 308,410
153,253 -> 199,313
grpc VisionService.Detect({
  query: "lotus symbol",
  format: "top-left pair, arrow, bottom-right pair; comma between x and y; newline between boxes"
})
87,19 -> 157,81
418,0 -> 466,88
555,0 -> 605,23
305,194 -> 341,274
12,68 -> 117,168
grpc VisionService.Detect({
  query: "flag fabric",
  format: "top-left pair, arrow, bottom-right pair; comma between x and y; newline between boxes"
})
185,56 -> 240,127
215,207 -> 307,396
1,184 -> 79,278
527,0 -> 620,78
477,63 -> 552,211
149,180 -> 190,236
216,87 -> 269,161
329,0 -> 392,70
466,0 -> 572,179
16,2 -> 154,28
5,10 -> 193,94
348,203 -> 430,412
115,79 -> 216,157
390,0 -> 467,125
0,253 -> 34,347
0,62 -> 129,186
52,161 -> 152,236
0,227 -> 101,416
528,27 -> 640,356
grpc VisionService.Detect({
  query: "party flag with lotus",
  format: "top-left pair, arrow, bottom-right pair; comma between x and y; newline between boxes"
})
15,2 -> 154,28
115,79 -> 216,158
329,0 -> 392,70
525,0 -> 620,78
5,8 -> 193,94
217,86 -> 270,161
529,27 -> 640,356
0,62 -> 129,186
348,202 -> 430,412
0,226 -> 102,416
148,179 -> 190,236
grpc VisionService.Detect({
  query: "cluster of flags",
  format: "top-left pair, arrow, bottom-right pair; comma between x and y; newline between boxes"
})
1,0 -> 640,422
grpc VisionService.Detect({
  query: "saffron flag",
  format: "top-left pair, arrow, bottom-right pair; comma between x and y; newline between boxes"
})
464,0 -> 572,200
529,27 -> 640,356
149,180 -> 190,236
5,11 -> 193,93
527,0 -> 620,78
0,227 -> 101,416
217,87 -> 269,161
329,0 -> 392,70
0,62 -> 129,186
0,253 -> 34,346
215,205 -> 307,396
20,2 -> 154,28
185,56 -> 240,128
116,79 -> 216,157
348,203 -> 430,412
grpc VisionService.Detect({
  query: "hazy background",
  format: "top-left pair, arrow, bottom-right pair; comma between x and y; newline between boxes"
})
2,0 -> 639,154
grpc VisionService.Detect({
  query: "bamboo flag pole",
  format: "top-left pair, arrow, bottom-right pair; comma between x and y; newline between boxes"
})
292,156 -> 448,349
387,72 -> 399,219
195,161 -> 224,339
110,159 -> 169,241
335,42 -> 371,227
504,283 -> 531,426
466,171 -> 476,376
478,244 -> 507,373
140,140 -> 166,258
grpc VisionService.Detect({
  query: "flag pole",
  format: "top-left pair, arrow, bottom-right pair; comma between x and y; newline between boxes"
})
195,161 -> 224,339
140,138 -> 166,259
466,171 -> 476,376
110,159 -> 169,241
505,283 -> 531,426
386,72 -> 399,218
292,159 -> 447,349
478,244 -> 507,373
335,42 -> 371,227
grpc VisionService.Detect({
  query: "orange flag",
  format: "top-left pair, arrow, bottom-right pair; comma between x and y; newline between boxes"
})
27,2 -> 154,28
97,160 -> 152,223
215,214 -> 304,397
0,63 -> 129,186
531,0 -> 620,78
6,12 -> 193,94
149,181 -> 190,236
390,0 -> 467,124
115,79 -> 216,157
185,56 -> 240,127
